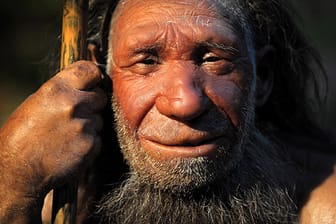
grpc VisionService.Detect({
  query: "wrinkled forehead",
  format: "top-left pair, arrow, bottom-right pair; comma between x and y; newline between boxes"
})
113,0 -> 219,17
110,0 -> 246,36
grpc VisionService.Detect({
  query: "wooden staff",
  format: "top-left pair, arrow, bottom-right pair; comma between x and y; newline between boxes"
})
52,0 -> 88,223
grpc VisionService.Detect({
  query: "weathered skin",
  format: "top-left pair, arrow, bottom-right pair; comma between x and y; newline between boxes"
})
300,166 -> 336,223
0,0 -> 335,223
0,61 -> 106,223
110,0 -> 251,162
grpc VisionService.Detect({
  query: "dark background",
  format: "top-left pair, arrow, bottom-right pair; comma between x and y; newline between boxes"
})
0,1 -> 335,132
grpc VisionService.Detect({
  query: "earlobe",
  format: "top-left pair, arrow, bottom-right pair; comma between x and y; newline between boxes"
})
88,43 -> 107,66
87,43 -> 100,64
255,45 -> 275,107
88,43 -> 109,76
87,43 -> 112,92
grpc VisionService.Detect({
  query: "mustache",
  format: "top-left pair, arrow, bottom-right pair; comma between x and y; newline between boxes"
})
138,107 -> 237,142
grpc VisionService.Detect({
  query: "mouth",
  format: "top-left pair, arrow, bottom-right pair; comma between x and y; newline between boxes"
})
139,135 -> 225,160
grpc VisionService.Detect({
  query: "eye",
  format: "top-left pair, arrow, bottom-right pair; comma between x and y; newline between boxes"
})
134,47 -> 161,66
200,52 -> 235,76
139,57 -> 158,65
129,54 -> 161,76
203,54 -> 222,63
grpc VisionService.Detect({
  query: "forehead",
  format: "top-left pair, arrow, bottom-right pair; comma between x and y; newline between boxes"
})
110,0 -> 242,49
113,0 -> 220,17
111,0 -> 223,30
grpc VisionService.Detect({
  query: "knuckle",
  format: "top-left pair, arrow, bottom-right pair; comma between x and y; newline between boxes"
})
72,119 -> 86,133
39,78 -> 64,96
36,79 -> 76,112
59,61 -> 102,90
77,135 -> 96,154
47,90 -> 78,117
72,61 -> 100,79
62,99 -> 76,116
83,135 -> 95,148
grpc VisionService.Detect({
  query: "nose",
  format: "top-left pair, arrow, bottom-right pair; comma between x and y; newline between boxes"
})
155,62 -> 209,121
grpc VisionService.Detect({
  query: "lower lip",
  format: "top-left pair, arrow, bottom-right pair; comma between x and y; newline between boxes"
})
139,137 -> 224,160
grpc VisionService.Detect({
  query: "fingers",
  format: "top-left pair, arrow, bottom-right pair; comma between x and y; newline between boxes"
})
57,61 -> 104,91
77,114 -> 104,134
0,61 -> 110,194
48,61 -> 109,115
70,118 -> 103,163
73,87 -> 108,118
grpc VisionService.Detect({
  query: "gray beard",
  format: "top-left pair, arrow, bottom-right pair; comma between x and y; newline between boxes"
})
97,181 -> 297,224
110,99 -> 250,194
97,96 -> 298,223
96,131 -> 298,223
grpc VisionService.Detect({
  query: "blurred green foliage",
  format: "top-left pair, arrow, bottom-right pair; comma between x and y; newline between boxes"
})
0,0 -> 335,129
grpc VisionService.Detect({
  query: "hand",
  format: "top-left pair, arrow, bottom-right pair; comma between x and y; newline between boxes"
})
0,61 -> 107,221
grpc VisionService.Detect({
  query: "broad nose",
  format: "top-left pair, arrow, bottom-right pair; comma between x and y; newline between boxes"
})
155,62 -> 209,121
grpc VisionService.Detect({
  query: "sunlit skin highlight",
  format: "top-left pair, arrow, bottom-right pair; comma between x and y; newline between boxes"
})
0,0 -> 335,223
109,0 -> 254,163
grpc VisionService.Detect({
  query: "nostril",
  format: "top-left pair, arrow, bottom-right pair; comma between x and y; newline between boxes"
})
155,94 -> 209,121
156,65 -> 209,121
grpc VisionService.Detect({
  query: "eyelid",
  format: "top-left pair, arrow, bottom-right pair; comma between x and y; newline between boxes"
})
126,53 -> 161,76
203,52 -> 222,61
131,46 -> 162,64
138,55 -> 160,65
127,52 -> 159,66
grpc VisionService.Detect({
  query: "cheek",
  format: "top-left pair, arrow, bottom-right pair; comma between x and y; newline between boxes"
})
205,77 -> 248,127
112,72 -> 157,129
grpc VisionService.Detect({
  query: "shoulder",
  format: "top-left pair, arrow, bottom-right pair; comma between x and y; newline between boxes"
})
300,166 -> 336,224
272,130 -> 336,223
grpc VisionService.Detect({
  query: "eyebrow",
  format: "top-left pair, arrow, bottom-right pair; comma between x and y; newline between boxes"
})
197,41 -> 240,55
129,41 -> 240,57
132,43 -> 163,55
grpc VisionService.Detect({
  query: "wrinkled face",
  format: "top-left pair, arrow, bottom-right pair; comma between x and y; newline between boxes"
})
108,0 -> 256,191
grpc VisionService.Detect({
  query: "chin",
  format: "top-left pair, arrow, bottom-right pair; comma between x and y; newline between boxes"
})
118,127 -> 245,194
112,100 -> 250,194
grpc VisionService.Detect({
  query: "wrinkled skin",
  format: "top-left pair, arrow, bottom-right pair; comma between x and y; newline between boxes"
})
0,61 -> 106,222
300,168 -> 336,223
0,0 -> 335,223
109,0 -> 254,191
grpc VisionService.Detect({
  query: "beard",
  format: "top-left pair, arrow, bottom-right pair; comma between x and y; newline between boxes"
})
96,129 -> 298,223
110,97 -> 251,193
96,97 -> 298,223
98,179 -> 297,224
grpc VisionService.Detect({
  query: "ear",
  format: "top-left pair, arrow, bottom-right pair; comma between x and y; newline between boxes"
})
255,45 -> 275,107
87,43 -> 108,76
87,43 -> 100,64
87,43 -> 112,92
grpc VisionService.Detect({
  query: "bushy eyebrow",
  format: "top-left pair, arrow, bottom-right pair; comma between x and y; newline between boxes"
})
196,41 -> 240,55
132,44 -> 163,55
129,41 -> 240,58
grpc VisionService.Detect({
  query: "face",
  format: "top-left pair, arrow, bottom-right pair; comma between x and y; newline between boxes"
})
108,0 -> 256,191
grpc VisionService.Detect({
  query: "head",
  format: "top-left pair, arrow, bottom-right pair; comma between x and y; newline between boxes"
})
88,0 -> 326,135
106,0 -> 261,192
86,0 -> 325,222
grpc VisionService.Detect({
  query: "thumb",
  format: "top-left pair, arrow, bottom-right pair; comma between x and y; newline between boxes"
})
57,61 -> 103,91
